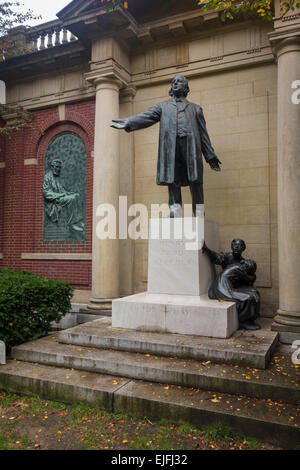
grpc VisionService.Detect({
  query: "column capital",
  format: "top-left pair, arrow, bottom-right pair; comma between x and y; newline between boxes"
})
84,71 -> 124,91
120,84 -> 137,103
269,33 -> 300,59
84,57 -> 130,90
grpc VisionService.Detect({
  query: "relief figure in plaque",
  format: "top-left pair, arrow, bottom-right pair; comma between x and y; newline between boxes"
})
43,132 -> 86,242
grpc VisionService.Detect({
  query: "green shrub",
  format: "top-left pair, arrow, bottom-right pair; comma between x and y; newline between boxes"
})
0,268 -> 73,351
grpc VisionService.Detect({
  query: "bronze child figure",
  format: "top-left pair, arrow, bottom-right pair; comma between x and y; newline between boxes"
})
203,240 -> 261,330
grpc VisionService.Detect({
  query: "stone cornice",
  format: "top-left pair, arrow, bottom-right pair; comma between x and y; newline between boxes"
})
131,46 -> 274,88
3,45 -> 274,111
2,85 -> 95,113
0,41 -> 90,83
53,5 -> 223,51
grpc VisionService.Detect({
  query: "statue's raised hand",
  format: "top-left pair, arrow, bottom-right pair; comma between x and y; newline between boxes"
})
209,156 -> 222,172
111,119 -> 128,130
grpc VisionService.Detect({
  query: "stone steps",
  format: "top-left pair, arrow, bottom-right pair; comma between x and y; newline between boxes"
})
10,334 -> 300,405
0,359 -> 299,449
58,317 -> 278,369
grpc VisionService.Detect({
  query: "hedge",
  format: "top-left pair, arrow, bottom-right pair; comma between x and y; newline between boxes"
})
0,268 -> 73,351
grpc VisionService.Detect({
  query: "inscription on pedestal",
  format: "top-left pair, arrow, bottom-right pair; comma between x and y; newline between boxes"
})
156,240 -> 190,267
148,218 -> 217,296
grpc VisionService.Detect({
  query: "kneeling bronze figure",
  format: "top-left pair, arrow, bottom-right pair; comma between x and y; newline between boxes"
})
203,240 -> 261,330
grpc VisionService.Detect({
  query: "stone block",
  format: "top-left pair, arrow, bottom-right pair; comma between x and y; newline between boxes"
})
239,167 -> 269,187
239,130 -> 268,150
147,218 -> 217,296
0,341 -> 5,365
112,292 -> 238,339
201,82 -> 253,105
238,96 -> 268,116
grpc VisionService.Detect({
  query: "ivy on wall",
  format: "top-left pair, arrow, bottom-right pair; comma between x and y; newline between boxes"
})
99,0 -> 299,21
0,105 -> 42,137
198,0 -> 300,22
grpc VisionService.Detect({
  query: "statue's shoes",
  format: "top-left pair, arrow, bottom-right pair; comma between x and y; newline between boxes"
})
239,321 -> 261,331
169,203 -> 182,218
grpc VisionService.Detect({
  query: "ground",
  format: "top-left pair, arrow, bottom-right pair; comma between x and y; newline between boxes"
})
0,392 -> 279,450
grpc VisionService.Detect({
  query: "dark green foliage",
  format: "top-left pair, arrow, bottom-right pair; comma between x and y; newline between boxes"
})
0,268 -> 73,350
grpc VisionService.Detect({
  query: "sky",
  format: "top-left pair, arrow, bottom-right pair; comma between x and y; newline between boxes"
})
19,0 -> 71,26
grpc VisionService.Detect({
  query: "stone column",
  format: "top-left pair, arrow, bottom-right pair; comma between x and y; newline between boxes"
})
271,36 -> 300,341
88,76 -> 122,311
119,85 -> 136,296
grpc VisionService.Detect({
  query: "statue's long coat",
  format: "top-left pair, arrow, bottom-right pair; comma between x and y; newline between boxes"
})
125,98 -> 217,186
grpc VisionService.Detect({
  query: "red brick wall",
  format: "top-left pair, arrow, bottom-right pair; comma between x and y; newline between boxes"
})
0,100 -> 95,291
0,122 -> 6,257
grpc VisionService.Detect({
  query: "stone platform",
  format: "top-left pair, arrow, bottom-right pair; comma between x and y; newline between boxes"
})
1,317 -> 299,448
0,321 -> 299,449
59,317 -> 277,369
1,357 -> 299,449
112,218 -> 239,339
112,293 -> 238,339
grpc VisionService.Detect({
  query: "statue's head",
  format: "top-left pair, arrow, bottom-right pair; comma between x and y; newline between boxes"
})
169,74 -> 190,98
50,159 -> 62,176
241,259 -> 257,275
231,239 -> 246,256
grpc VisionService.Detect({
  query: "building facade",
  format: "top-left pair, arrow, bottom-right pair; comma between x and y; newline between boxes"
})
0,0 -> 299,338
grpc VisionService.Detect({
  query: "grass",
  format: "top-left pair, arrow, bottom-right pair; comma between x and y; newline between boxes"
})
0,391 -> 278,450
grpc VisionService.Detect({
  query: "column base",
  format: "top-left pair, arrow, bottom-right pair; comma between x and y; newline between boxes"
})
271,310 -> 300,344
273,309 -> 300,328
81,298 -> 113,316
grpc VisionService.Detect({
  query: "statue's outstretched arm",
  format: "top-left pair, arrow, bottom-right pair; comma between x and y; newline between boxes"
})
111,104 -> 162,132
202,241 -> 226,266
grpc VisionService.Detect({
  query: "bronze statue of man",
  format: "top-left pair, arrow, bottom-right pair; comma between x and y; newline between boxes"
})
111,74 -> 221,217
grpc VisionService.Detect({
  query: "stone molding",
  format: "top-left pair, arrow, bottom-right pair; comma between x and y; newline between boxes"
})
24,158 -> 38,166
21,253 -> 92,260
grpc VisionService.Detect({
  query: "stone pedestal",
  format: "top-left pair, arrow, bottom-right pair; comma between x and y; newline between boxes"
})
148,218 -> 218,296
112,218 -> 238,339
